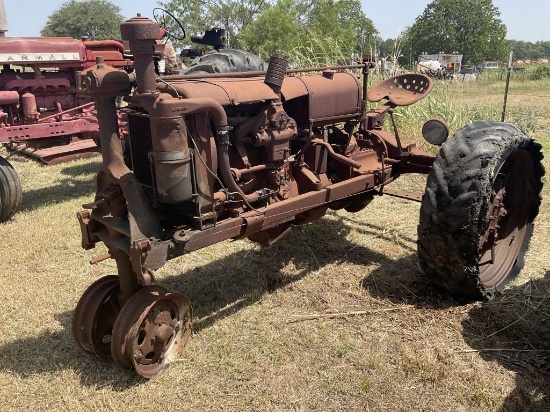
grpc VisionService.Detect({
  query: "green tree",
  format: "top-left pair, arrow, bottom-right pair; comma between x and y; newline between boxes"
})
159,0 -> 269,48
238,0 -> 304,58
307,0 -> 377,54
508,40 -> 550,60
377,38 -> 398,59
509,40 -> 528,60
405,0 -> 507,64
239,0 -> 378,63
41,0 -> 124,40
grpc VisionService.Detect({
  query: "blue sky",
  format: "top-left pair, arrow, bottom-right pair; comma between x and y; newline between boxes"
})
3,0 -> 549,42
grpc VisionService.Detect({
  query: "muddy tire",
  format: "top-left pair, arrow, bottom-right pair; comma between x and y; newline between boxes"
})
0,156 -> 22,222
418,121 -> 544,300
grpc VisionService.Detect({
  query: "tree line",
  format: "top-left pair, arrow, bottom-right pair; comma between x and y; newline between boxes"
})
509,40 -> 550,61
40,0 -> 548,66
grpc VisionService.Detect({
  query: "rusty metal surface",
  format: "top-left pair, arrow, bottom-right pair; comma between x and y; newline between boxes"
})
477,148 -> 535,286
71,275 -> 120,359
0,90 -> 18,105
9,138 -> 98,165
0,36 -> 84,64
157,77 -> 279,105
82,39 -> 132,69
380,188 -> 423,202
121,14 -> 160,94
367,73 -> 433,106
282,72 -> 361,124
111,285 -> 192,378
0,36 -> 132,68
1,119 -> 99,141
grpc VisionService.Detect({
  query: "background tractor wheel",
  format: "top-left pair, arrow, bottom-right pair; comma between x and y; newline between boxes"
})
185,49 -> 267,75
0,156 -> 22,222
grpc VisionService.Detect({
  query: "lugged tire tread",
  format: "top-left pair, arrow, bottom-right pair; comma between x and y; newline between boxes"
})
417,121 -> 545,300
0,156 -> 22,222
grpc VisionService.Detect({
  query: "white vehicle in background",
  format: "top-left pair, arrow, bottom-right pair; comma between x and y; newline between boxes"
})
476,61 -> 500,71
417,53 -> 463,78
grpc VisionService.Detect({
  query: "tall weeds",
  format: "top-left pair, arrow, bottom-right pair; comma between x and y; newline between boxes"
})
287,32 -> 354,67
287,40 -> 548,145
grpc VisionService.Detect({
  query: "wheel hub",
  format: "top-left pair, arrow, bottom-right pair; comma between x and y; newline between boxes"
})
478,149 -> 536,289
111,285 -> 192,378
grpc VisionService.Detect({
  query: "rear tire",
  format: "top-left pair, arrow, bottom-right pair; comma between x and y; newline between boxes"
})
0,156 -> 22,222
185,49 -> 267,75
418,121 -> 544,300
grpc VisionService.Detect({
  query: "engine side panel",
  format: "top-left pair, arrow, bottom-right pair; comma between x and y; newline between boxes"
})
157,77 -> 279,105
282,72 -> 362,127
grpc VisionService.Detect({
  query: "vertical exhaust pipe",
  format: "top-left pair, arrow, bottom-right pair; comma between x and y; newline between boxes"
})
0,0 -> 8,37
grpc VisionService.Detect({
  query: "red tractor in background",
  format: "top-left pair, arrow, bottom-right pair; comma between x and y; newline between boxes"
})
0,36 -> 132,162
0,37 -> 133,222
0,0 -> 134,222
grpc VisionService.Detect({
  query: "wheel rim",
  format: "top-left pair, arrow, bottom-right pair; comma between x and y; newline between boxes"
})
478,149 -> 536,289
71,275 -> 120,358
111,286 -> 192,378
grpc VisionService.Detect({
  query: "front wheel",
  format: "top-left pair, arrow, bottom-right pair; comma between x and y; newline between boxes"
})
111,285 -> 192,378
418,121 -> 544,300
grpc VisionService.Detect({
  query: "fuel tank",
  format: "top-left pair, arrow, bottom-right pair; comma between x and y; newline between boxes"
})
282,71 -> 362,128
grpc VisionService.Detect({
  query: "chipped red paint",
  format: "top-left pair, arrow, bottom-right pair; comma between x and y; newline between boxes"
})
0,36 -> 132,164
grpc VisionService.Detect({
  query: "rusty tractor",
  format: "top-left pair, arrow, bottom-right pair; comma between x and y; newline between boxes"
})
72,14 -> 545,378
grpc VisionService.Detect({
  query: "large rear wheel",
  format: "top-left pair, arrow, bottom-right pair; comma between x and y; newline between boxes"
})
418,121 -> 544,300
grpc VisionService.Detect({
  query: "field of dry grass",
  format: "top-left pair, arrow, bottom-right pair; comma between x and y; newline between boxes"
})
0,77 -> 548,411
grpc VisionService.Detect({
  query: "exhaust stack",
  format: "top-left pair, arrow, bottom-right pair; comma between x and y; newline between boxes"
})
0,0 -> 8,37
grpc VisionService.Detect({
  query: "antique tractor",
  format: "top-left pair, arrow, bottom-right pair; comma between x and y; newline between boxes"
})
73,15 -> 544,378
